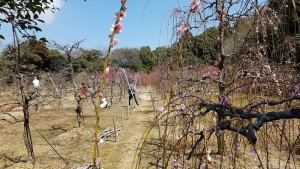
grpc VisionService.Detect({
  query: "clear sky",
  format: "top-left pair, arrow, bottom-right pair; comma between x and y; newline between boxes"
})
0,0 -> 188,51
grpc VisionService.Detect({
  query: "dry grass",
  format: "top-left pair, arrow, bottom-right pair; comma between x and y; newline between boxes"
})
0,85 -> 299,169
0,87 -> 162,169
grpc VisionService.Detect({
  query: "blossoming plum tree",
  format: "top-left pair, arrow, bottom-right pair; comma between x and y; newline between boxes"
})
93,0 -> 127,168
133,0 -> 300,168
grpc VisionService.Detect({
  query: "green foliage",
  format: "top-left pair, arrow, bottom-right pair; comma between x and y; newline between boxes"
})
81,49 -> 103,62
0,40 -> 106,74
72,49 -> 104,72
154,46 -> 179,67
259,0 -> 300,65
46,50 -> 68,71
73,57 -> 89,72
111,48 -> 143,72
0,0 -> 57,39
178,32 -> 201,66
140,46 -> 156,73
1,45 -> 15,59
153,46 -> 168,64
72,62 -> 83,72
0,38 -> 64,73
21,52 -> 42,66
194,27 -> 218,63
0,56 -> 14,77
0,45 -> 16,77
18,38 -> 50,71
268,0 -> 300,34
182,49 -> 201,66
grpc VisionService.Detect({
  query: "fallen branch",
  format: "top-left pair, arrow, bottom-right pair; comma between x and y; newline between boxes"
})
70,128 -> 122,169
98,127 -> 122,140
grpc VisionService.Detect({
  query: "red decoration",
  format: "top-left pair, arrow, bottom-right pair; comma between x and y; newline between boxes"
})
80,87 -> 88,93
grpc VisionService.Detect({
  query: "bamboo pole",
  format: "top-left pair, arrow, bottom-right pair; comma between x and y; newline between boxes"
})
113,117 -> 117,142
127,105 -> 129,120
121,109 -> 124,128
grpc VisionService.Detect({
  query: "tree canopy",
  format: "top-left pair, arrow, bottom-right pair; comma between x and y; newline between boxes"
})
0,0 -> 56,40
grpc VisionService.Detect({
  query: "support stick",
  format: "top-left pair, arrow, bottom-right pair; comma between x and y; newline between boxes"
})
121,109 -> 124,128
113,117 -> 117,142
127,106 -> 129,120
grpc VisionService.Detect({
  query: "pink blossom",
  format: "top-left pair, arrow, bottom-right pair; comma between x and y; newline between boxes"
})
179,25 -> 188,34
200,162 -> 206,169
262,6 -> 272,12
219,155 -> 223,162
96,157 -> 101,165
115,11 -> 126,20
110,25 -> 114,32
98,138 -> 104,146
180,104 -> 186,110
294,83 -> 300,95
228,153 -> 233,160
171,159 -> 179,168
206,149 -> 212,163
120,12 -> 126,20
100,98 -> 108,108
106,67 -> 110,74
110,39 -> 119,47
234,142 -> 240,149
115,23 -> 123,34
207,154 -> 212,163
190,0 -> 200,11
149,117 -> 154,124
219,96 -> 228,105
249,147 -> 256,155
159,107 -> 167,114
111,23 -> 123,34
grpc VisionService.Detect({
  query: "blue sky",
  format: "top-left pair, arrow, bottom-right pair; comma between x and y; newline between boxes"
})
0,0 -> 188,51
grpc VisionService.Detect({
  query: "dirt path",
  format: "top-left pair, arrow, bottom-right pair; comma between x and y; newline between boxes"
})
101,87 -> 160,169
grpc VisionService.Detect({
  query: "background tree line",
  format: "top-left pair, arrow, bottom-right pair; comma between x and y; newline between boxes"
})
0,27 -> 219,73
0,0 -> 299,78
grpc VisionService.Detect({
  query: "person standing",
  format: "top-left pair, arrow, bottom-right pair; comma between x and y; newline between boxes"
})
90,75 -> 96,91
128,84 -> 139,108
32,77 -> 40,90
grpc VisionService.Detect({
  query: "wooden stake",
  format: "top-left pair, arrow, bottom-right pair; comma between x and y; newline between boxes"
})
157,118 -> 162,140
121,109 -> 124,128
113,117 -> 117,142
127,106 -> 129,120
129,100 -> 132,114
151,92 -> 156,115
